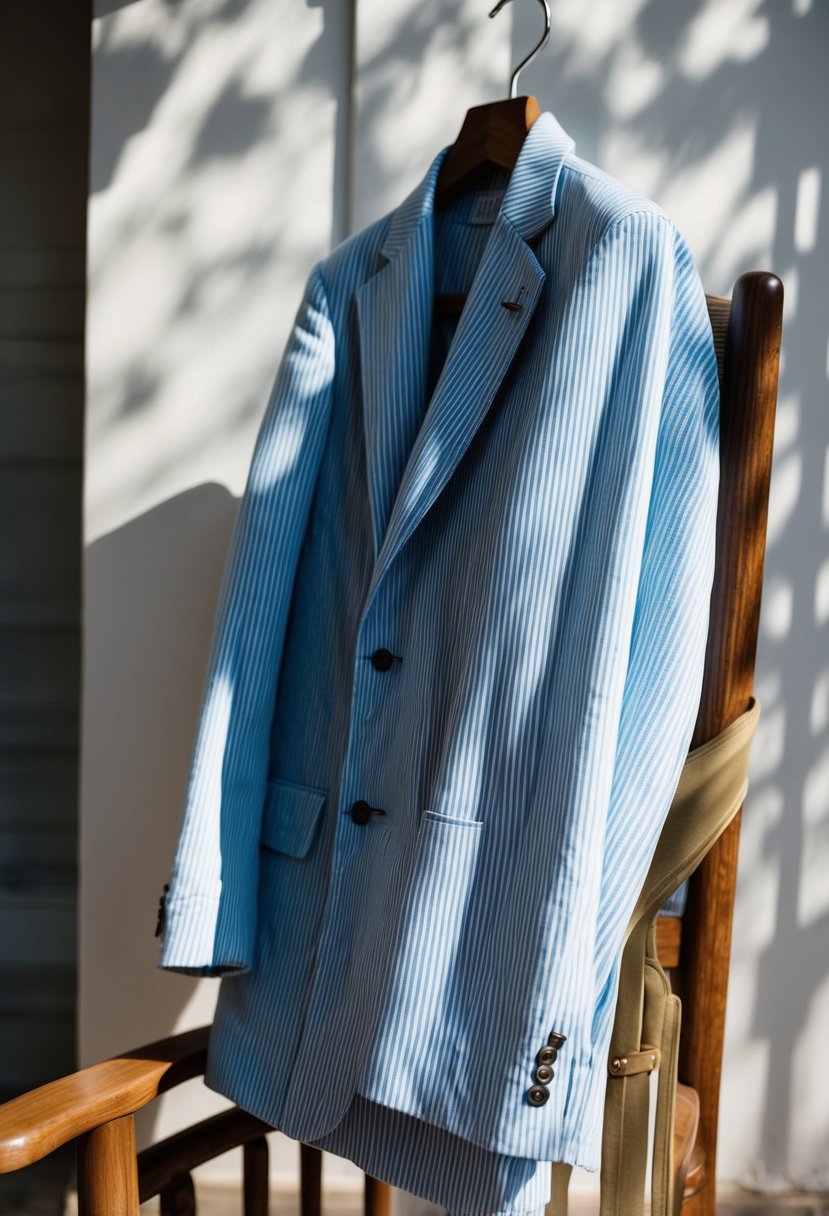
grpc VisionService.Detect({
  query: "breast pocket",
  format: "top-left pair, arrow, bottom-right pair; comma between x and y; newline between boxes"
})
260,777 -> 329,858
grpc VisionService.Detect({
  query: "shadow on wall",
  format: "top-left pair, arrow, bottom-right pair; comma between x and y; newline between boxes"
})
81,485 -> 240,1169
83,0 -> 363,1196
82,485 -> 237,1037
89,0 -> 352,458
93,0 -> 352,232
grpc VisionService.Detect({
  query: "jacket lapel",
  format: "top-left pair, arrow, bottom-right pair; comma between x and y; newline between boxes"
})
356,111 -> 576,609
356,209 -> 436,563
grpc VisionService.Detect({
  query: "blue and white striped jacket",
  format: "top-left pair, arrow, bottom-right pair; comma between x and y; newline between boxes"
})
157,110 -> 719,1215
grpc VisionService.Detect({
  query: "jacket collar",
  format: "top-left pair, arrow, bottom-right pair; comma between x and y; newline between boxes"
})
380,109 -> 575,258
356,111 -> 576,613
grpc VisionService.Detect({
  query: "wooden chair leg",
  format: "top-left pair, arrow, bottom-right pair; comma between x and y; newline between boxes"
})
160,1171 -> 197,1215
301,1141 -> 323,1216
244,1135 -> 270,1216
365,1174 -> 393,1216
76,1114 -> 140,1216
548,1161 -> 572,1216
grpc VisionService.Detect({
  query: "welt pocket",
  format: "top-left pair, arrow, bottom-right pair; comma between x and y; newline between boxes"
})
421,809 -> 484,831
260,776 -> 329,858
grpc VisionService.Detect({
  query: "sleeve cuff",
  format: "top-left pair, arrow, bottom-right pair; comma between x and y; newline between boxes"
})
156,893 -> 251,977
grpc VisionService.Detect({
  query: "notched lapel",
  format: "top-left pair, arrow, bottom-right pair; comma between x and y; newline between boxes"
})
356,218 -> 434,563
355,110 -> 575,613
364,217 -> 545,610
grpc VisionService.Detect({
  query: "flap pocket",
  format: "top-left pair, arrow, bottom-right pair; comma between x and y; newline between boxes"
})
260,777 -> 328,858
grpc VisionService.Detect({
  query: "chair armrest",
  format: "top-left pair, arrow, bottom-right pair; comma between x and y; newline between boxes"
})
0,1026 -> 210,1174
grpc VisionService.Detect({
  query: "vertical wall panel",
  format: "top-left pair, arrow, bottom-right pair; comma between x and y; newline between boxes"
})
0,2 -> 90,1211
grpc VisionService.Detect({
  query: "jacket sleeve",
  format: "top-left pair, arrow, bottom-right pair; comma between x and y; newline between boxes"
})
583,214 -> 720,1064
523,208 -> 719,1111
157,261 -> 336,977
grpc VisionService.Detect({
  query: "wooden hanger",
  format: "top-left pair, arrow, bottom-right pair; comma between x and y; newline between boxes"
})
433,0 -> 552,319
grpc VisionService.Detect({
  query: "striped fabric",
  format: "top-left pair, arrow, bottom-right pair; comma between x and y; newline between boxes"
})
157,111 -> 720,1216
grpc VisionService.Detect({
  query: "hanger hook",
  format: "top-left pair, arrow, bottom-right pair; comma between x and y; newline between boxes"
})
488,0 -> 551,99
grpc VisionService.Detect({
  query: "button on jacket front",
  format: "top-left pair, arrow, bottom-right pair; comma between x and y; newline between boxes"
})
157,112 -> 720,1215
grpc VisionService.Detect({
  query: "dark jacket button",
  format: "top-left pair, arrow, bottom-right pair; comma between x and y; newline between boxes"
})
350,800 -> 374,824
547,1031 -> 567,1049
536,1045 -> 558,1066
534,1063 -> 554,1084
527,1084 -> 549,1106
370,648 -> 396,671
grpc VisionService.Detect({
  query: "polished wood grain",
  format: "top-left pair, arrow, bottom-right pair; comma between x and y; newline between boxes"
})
434,95 -> 541,210
76,1114 -> 139,1216
656,916 -> 682,968
0,1027 -> 208,1173
676,274 -> 783,1216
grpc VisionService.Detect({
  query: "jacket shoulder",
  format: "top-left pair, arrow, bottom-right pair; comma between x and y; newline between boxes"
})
555,152 -> 686,266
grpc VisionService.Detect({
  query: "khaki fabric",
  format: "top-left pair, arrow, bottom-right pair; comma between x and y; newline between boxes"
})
545,694 -> 761,1216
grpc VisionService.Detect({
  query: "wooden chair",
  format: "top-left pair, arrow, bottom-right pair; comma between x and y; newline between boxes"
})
651,271 -> 782,1216
0,271 -> 783,1216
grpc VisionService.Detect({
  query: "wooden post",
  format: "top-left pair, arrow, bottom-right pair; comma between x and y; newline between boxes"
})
160,1171 -> 196,1215
300,1142 -> 323,1216
244,1136 -> 270,1216
76,1115 -> 139,1216
365,1174 -> 394,1216
680,272 -> 783,1216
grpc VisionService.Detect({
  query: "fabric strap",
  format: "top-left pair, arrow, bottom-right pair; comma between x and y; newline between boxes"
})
545,693 -> 761,1216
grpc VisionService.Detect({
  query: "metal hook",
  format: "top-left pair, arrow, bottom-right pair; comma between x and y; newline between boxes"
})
488,0 -> 551,100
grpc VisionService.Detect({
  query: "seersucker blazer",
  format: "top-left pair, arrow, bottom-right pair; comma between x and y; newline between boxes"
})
157,110 -> 719,1205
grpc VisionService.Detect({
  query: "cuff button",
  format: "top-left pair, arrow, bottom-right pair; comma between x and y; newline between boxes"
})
526,1084 -> 549,1107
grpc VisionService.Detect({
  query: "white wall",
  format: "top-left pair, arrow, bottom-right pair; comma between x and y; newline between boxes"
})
81,0 -> 829,1200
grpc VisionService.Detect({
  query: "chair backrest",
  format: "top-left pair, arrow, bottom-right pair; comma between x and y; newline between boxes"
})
663,271 -> 783,1213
